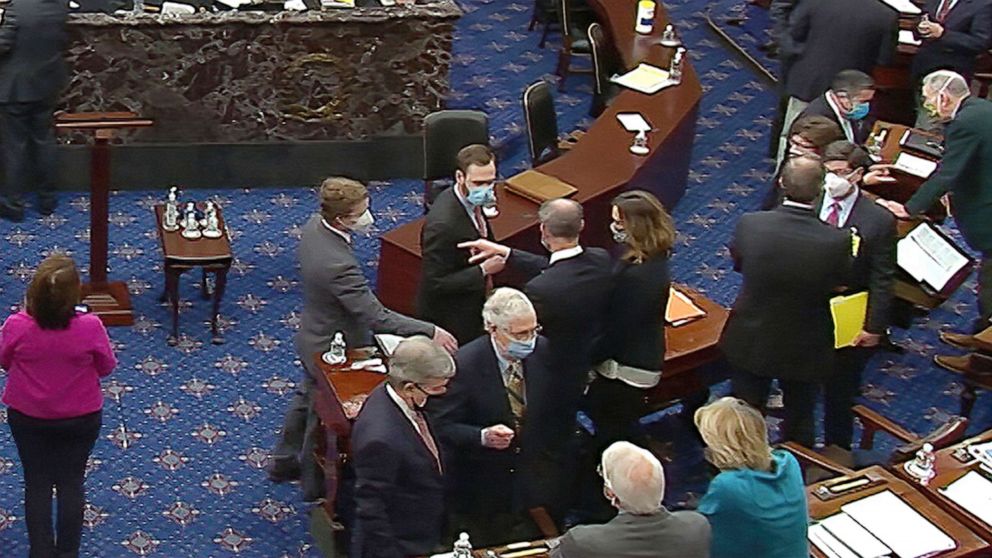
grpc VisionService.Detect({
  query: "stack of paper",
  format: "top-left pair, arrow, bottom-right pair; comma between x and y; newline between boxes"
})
841,490 -> 956,558
610,64 -> 675,95
940,471 -> 992,527
896,223 -> 969,293
894,151 -> 938,178
878,0 -> 922,14
616,112 -> 652,133
830,291 -> 868,349
898,29 -> 922,46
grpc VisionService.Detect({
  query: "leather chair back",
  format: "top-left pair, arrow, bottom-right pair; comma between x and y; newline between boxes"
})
523,81 -> 560,166
423,110 -> 490,182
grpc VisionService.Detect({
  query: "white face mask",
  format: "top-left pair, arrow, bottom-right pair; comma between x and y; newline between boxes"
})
823,172 -> 853,199
343,209 -> 374,233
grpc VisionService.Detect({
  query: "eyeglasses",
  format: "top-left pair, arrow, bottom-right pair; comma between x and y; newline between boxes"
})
412,382 -> 448,396
501,324 -> 542,342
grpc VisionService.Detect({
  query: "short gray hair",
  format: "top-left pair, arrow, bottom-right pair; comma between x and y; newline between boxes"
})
482,288 -> 535,330
538,198 -> 583,240
922,70 -> 969,99
387,336 -> 455,385
601,442 -> 665,514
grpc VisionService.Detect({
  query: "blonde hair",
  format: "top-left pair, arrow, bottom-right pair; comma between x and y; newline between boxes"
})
319,177 -> 368,222
694,397 -> 773,471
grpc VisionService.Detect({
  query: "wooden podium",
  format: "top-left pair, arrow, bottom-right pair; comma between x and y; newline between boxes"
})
55,112 -> 154,326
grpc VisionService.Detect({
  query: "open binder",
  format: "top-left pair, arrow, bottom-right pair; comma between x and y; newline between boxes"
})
896,222 -> 974,297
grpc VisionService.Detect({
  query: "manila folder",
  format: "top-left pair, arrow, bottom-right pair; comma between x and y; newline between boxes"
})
505,170 -> 578,204
831,291 -> 868,349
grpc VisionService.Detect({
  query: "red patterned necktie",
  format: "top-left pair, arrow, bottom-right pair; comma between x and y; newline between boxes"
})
413,411 -> 442,473
936,0 -> 953,22
826,202 -> 843,227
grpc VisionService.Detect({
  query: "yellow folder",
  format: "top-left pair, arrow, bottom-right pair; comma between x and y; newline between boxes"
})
830,291 -> 869,349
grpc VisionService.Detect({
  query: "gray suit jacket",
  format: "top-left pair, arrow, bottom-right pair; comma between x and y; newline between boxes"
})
550,508 -> 710,558
295,215 -> 434,372
0,0 -> 69,104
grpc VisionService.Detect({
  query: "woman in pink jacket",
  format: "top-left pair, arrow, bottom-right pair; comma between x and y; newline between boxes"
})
0,255 -> 117,558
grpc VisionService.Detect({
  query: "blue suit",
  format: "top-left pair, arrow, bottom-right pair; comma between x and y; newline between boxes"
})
350,384 -> 446,558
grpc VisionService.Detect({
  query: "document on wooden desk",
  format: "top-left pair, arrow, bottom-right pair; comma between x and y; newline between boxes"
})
894,151 -> 938,178
841,490 -> 956,558
941,471 -> 992,527
809,524 -> 861,558
665,287 -> 707,326
610,64 -> 675,94
819,513 -> 890,557
897,223 -> 970,293
505,170 -> 578,203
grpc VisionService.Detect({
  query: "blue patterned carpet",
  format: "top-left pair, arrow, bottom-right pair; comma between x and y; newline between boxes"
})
0,0 -> 989,556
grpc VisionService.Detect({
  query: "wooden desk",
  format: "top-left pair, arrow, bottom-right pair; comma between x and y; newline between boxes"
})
865,121 -> 942,206
153,204 -> 233,345
808,465 -> 989,558
377,0 -> 701,316
892,430 -> 992,544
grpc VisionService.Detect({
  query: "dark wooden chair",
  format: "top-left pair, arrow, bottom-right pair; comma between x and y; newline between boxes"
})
422,110 -> 490,210
587,22 -> 621,117
555,0 -> 594,90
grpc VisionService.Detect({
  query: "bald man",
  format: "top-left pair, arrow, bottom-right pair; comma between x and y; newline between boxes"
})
550,442 -> 710,558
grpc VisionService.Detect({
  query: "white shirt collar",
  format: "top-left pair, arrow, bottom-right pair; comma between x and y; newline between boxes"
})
549,245 -> 583,266
489,335 -> 512,378
782,200 -> 815,210
385,383 -> 423,435
825,91 -> 855,143
321,217 -> 351,244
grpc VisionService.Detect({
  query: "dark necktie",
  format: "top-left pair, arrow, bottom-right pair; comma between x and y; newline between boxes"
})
472,207 -> 494,293
505,361 -> 526,424
936,0 -> 954,23
412,411 -> 442,473
826,201 -> 843,227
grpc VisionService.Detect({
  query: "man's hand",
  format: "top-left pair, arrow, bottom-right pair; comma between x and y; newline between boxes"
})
481,424 -> 515,449
852,330 -> 882,347
458,239 -> 511,264
432,326 -> 458,355
918,20 -> 944,39
863,165 -> 897,186
479,255 -> 507,277
875,198 -> 910,219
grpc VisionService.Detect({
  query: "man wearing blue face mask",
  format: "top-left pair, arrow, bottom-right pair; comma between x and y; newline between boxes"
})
796,70 -> 876,147
418,144 -> 502,345
426,288 -> 555,546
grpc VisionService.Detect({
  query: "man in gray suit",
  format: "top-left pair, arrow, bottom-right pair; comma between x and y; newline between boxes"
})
0,0 -> 69,221
550,442 -> 710,558
268,177 -> 457,501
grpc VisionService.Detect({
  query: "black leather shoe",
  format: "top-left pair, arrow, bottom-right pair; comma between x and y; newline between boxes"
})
38,196 -> 57,216
0,202 -> 25,222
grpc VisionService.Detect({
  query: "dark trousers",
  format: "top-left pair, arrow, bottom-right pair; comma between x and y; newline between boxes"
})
270,369 -> 323,501
0,99 -> 58,206
585,376 -> 648,448
7,408 -> 102,558
823,347 -> 873,450
978,254 -> 992,331
732,369 -> 817,447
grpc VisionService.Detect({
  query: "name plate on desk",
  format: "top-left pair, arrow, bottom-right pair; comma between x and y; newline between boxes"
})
505,170 -> 578,204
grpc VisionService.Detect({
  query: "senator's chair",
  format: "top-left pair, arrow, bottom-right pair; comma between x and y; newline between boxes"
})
422,110 -> 490,210
588,22 -> 621,117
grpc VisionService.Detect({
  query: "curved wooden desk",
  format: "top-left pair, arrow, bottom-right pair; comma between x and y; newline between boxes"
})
377,0 -> 702,316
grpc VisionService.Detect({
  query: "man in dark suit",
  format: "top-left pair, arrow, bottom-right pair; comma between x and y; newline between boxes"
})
819,142 -> 897,449
879,72 -> 992,367
460,199 -> 613,448
351,336 -> 456,558
418,144 -> 502,345
776,0 -> 897,164
913,0 -> 992,82
0,0 -> 69,221
550,442 -> 710,558
427,288 -> 554,546
267,177 -> 456,501
722,155 -> 853,446
798,70 -> 877,147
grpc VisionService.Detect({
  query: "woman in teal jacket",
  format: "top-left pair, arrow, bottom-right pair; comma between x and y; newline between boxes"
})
695,397 -> 809,558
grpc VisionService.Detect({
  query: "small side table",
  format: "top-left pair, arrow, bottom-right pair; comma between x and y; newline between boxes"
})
153,203 -> 233,345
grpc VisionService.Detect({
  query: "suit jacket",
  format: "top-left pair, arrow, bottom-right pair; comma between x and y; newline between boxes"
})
296,215 -> 433,372
798,94 -> 876,146
912,0 -> 992,79
426,335 -> 554,514
350,384 -> 446,558
906,97 -> 992,252
783,0 -> 897,102
600,254 -> 671,371
0,0 -> 69,104
550,508 -> 711,558
721,205 -> 852,382
417,187 -> 493,344
816,193 -> 896,334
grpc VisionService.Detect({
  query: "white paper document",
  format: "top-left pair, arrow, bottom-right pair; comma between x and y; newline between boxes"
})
941,471 -> 992,527
894,151 -> 938,178
897,223 -> 969,292
841,490 -> 956,558
969,441 -> 992,468
610,64 -> 676,95
373,333 -> 406,357
616,112 -> 652,132
820,513 -> 891,558
878,0 -> 922,14
899,29 -> 922,46
808,524 -> 862,558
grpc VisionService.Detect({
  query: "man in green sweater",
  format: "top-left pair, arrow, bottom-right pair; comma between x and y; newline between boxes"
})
880,70 -> 992,370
